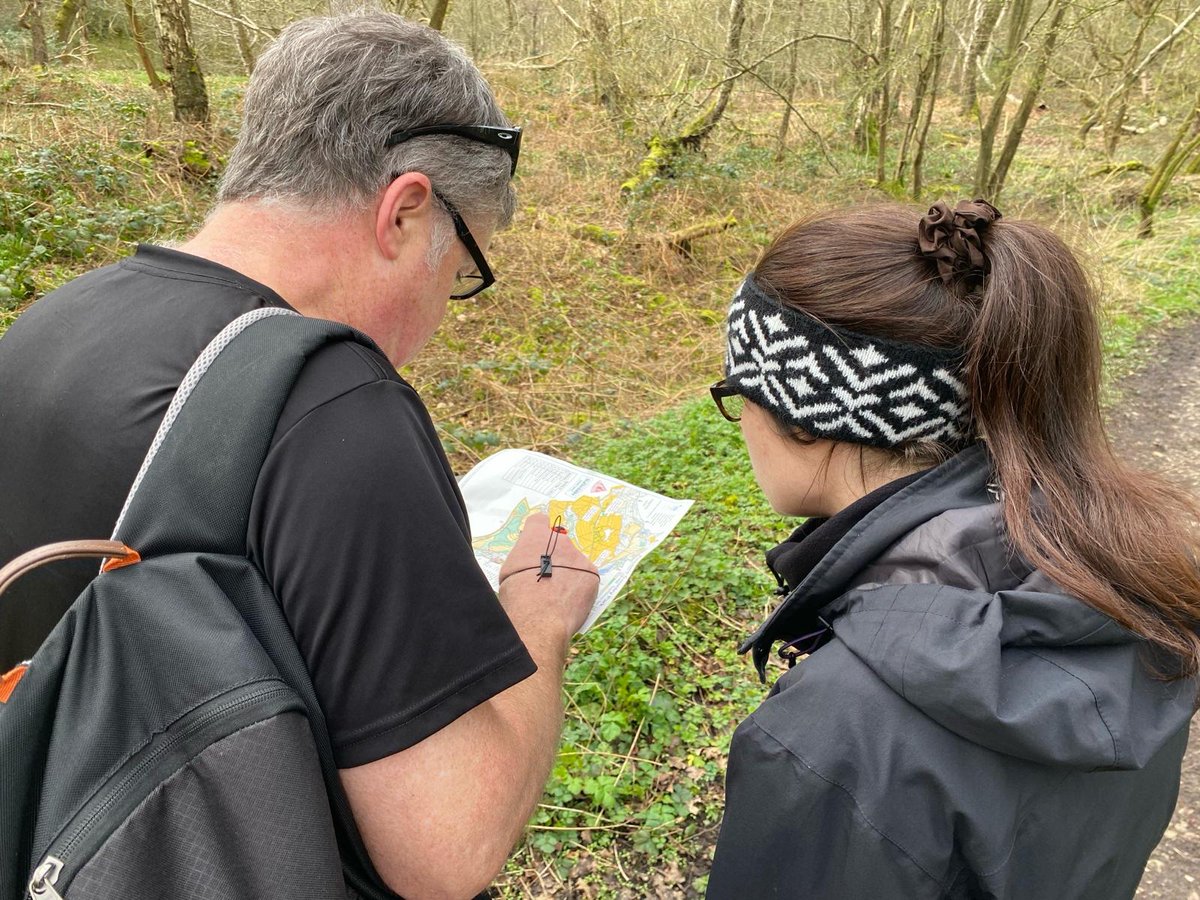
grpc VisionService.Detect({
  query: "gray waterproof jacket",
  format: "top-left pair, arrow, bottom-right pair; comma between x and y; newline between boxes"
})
707,444 -> 1196,899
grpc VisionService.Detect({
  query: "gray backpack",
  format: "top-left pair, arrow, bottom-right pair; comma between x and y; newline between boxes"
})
1,310 -> 396,899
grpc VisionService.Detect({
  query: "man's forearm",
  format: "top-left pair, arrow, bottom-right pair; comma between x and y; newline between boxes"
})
340,610 -> 572,899
486,599 -> 574,828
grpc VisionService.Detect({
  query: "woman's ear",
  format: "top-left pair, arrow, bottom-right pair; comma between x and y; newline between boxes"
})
375,172 -> 434,260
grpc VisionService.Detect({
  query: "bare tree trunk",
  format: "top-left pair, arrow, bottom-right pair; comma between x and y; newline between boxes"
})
849,2 -> 874,152
986,0 -> 1067,197
1103,0 -> 1160,155
428,0 -> 450,30
707,0 -> 748,135
124,0 -> 165,89
54,0 -> 80,45
952,0 -> 983,85
875,0 -> 893,184
226,0 -> 255,74
584,0 -> 624,115
775,0 -> 804,161
1189,118 -> 1200,175
974,0 -> 1030,195
894,0 -> 932,182
74,0 -> 88,57
903,0 -> 948,196
152,0 -> 209,123
54,0 -> 88,59
960,0 -> 1004,115
468,0 -> 480,57
18,0 -> 49,66
1139,90 -> 1200,237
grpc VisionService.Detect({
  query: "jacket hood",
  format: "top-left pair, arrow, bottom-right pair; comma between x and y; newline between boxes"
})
744,443 -> 1196,771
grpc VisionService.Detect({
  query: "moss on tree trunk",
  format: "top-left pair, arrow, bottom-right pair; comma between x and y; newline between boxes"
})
153,0 -> 209,123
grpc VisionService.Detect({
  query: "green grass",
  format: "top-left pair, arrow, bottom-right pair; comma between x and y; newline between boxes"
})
1100,208 -> 1200,381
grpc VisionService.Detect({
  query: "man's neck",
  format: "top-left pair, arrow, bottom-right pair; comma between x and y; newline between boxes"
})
178,202 -> 369,322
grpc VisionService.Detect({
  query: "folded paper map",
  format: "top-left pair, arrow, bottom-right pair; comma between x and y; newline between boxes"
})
459,449 -> 694,632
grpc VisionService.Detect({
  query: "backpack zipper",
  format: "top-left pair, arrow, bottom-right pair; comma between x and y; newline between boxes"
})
27,680 -> 301,899
27,857 -> 63,900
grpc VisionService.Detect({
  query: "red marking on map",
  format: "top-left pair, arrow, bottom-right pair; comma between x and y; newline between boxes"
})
591,481 -> 606,493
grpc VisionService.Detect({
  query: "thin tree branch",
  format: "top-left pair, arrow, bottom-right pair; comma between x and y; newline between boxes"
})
744,68 -> 842,174
189,0 -> 277,39
490,56 -> 579,70
549,0 -> 583,33
489,39 -> 586,70
682,31 -> 879,98
1131,3 -> 1200,79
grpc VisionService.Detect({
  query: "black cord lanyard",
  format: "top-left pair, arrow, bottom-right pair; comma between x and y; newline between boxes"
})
498,515 -> 600,587
538,516 -> 564,580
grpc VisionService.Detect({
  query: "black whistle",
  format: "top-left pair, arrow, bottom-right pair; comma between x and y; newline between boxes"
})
538,554 -> 554,579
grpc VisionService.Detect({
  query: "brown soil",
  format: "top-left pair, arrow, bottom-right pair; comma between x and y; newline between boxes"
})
1110,323 -> 1200,899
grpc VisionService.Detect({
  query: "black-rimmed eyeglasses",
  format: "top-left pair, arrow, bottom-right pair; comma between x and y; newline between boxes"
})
431,188 -> 493,300
710,378 -> 745,422
386,124 -> 523,300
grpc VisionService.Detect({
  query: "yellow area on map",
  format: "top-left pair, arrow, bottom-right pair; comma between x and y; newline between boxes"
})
548,495 -> 622,560
472,486 -> 656,569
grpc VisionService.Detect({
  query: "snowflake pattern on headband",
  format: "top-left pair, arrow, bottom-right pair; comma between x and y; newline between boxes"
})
724,277 -> 971,449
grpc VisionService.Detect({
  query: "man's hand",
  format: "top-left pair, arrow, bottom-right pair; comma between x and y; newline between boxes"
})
498,512 -> 598,645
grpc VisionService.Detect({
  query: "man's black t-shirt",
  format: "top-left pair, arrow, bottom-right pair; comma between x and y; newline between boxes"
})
0,245 -> 535,767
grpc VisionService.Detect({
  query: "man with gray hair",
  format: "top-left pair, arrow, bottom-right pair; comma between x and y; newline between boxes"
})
0,11 -> 598,897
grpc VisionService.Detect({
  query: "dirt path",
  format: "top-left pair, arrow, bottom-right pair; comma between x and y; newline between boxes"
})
1110,323 -> 1200,899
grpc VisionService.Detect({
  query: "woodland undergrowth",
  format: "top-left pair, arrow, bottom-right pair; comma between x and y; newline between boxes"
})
1,60 -> 1198,899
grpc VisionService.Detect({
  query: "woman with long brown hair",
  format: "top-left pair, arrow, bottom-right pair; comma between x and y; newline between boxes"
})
705,201 -> 1200,899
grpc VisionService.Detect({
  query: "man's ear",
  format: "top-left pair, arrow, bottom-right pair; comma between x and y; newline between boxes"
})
375,172 -> 434,260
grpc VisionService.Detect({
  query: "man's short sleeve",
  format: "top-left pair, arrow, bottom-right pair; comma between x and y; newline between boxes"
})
248,343 -> 535,768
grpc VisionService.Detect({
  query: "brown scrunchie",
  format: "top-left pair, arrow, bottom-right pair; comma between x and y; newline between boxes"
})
917,198 -> 1002,288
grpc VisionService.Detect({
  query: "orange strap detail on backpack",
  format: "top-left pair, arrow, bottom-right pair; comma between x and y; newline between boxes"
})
0,663 -> 28,703
100,548 -> 142,572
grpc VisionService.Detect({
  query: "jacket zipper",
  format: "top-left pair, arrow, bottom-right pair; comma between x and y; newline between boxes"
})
27,680 -> 300,899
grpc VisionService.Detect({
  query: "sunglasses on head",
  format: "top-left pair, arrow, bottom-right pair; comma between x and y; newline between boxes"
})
384,124 -> 522,177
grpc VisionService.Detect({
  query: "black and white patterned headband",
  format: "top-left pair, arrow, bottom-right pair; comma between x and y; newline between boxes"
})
724,275 -> 972,449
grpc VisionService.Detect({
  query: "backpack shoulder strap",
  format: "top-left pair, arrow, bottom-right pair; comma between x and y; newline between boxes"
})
111,309 -> 370,557
107,308 -> 399,898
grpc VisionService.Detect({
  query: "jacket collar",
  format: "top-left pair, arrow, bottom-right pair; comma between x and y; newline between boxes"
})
743,442 -> 993,680
765,471 -> 928,596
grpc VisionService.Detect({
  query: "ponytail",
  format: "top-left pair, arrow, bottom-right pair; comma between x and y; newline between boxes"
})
971,222 -> 1200,676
